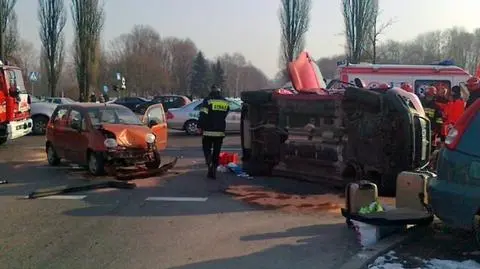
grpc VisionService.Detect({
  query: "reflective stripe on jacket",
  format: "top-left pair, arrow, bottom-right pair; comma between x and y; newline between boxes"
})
198,97 -> 230,137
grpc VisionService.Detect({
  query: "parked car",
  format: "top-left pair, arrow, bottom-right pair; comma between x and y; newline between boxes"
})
134,95 -> 191,114
429,99 -> 480,230
166,99 -> 242,135
45,103 -> 167,175
112,97 -> 149,111
30,95 -> 58,135
44,97 -> 77,104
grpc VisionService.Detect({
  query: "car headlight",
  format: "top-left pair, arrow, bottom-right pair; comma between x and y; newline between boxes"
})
104,138 -> 118,148
145,133 -> 156,144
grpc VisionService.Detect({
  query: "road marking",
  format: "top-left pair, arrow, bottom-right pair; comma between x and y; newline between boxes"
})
145,196 -> 208,202
39,195 -> 86,200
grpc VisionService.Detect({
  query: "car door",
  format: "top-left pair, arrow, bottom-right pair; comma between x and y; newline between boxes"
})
143,104 -> 168,150
64,108 -> 89,163
226,101 -> 242,131
48,107 -> 69,157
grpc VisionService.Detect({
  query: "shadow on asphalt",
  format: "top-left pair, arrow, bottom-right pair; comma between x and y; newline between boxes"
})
169,224 -> 359,269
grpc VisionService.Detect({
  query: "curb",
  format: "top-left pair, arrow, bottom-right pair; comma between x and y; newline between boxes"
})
338,223 -> 432,269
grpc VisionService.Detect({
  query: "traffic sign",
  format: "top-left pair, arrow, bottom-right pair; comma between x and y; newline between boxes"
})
103,85 -> 109,93
121,77 -> 126,89
116,73 -> 121,80
29,72 -> 39,82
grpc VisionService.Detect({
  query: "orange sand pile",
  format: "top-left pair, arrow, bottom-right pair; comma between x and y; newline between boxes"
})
225,185 -> 344,214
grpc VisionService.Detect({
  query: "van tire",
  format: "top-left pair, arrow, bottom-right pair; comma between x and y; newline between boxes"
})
241,90 -> 273,105
0,137 -> 6,146
243,157 -> 273,176
344,87 -> 381,109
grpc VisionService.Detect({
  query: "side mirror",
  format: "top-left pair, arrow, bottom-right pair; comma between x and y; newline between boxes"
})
71,121 -> 81,131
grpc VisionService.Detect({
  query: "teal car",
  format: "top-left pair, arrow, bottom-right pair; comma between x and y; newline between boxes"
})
429,99 -> 480,230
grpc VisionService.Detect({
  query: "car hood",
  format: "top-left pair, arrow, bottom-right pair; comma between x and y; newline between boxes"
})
100,124 -> 152,148
30,102 -> 58,116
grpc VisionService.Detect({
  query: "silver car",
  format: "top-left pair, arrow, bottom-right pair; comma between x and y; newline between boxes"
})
30,96 -> 58,135
167,99 -> 242,135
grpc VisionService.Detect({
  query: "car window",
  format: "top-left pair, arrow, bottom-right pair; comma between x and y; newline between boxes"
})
147,106 -> 165,124
229,101 -> 241,111
52,108 -> 68,123
68,109 -> 84,130
414,80 -> 451,97
88,106 -> 143,126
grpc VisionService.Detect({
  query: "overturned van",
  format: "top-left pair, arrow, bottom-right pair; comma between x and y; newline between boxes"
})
240,52 -> 431,194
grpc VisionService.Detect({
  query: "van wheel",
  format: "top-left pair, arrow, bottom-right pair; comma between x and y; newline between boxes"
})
146,151 -> 161,169
46,144 -> 61,166
0,137 -> 6,146
32,115 -> 49,135
184,120 -> 199,136
88,151 -> 105,176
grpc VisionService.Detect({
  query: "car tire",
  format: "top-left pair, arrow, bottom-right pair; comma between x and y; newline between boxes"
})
241,90 -> 273,105
87,151 -> 105,176
344,87 -> 381,109
0,137 -> 6,146
32,115 -> 49,135
184,120 -> 199,136
146,151 -> 161,169
46,143 -> 61,166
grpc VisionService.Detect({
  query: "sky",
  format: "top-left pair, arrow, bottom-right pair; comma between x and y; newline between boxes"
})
15,0 -> 480,78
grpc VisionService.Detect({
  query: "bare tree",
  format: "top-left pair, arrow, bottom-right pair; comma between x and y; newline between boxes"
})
367,0 -> 394,63
342,0 -> 376,63
71,0 -> 104,101
278,0 -> 311,71
11,39 -> 38,91
4,10 -> 17,59
38,0 -> 67,97
0,0 -> 16,60
164,37 -> 197,95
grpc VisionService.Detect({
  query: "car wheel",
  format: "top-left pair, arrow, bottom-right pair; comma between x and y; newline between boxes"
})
145,151 -> 161,169
32,115 -> 49,135
184,120 -> 199,136
0,137 -> 6,146
46,144 -> 61,166
87,151 -> 105,176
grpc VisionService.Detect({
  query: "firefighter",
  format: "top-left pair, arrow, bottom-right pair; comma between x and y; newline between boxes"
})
422,86 -> 444,143
466,76 -> 480,107
400,82 -> 414,93
198,84 -> 230,179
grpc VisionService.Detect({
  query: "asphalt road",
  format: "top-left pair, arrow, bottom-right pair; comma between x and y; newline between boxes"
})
0,132 -> 360,269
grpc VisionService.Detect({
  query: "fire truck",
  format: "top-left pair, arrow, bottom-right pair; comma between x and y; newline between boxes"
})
333,63 -> 471,98
0,61 -> 32,145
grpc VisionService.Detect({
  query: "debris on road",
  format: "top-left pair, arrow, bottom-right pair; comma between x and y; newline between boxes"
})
114,157 -> 178,181
368,250 -> 480,269
26,180 -> 136,199
225,185 -> 343,214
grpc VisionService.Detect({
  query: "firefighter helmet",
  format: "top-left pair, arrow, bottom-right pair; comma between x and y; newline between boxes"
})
425,86 -> 437,97
400,83 -> 414,93
466,76 -> 480,91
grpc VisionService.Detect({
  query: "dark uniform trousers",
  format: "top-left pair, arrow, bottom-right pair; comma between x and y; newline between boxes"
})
202,136 -> 224,168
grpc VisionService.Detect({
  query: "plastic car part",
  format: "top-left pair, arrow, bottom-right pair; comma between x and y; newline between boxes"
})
114,157 -> 177,181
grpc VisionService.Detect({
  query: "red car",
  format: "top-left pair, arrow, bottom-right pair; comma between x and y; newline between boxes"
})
45,103 -> 167,175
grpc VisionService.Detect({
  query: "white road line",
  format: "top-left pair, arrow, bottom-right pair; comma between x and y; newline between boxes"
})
145,197 -> 208,202
39,195 -> 86,200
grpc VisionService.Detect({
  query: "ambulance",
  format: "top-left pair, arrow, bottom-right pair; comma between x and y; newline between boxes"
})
334,63 -> 471,97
